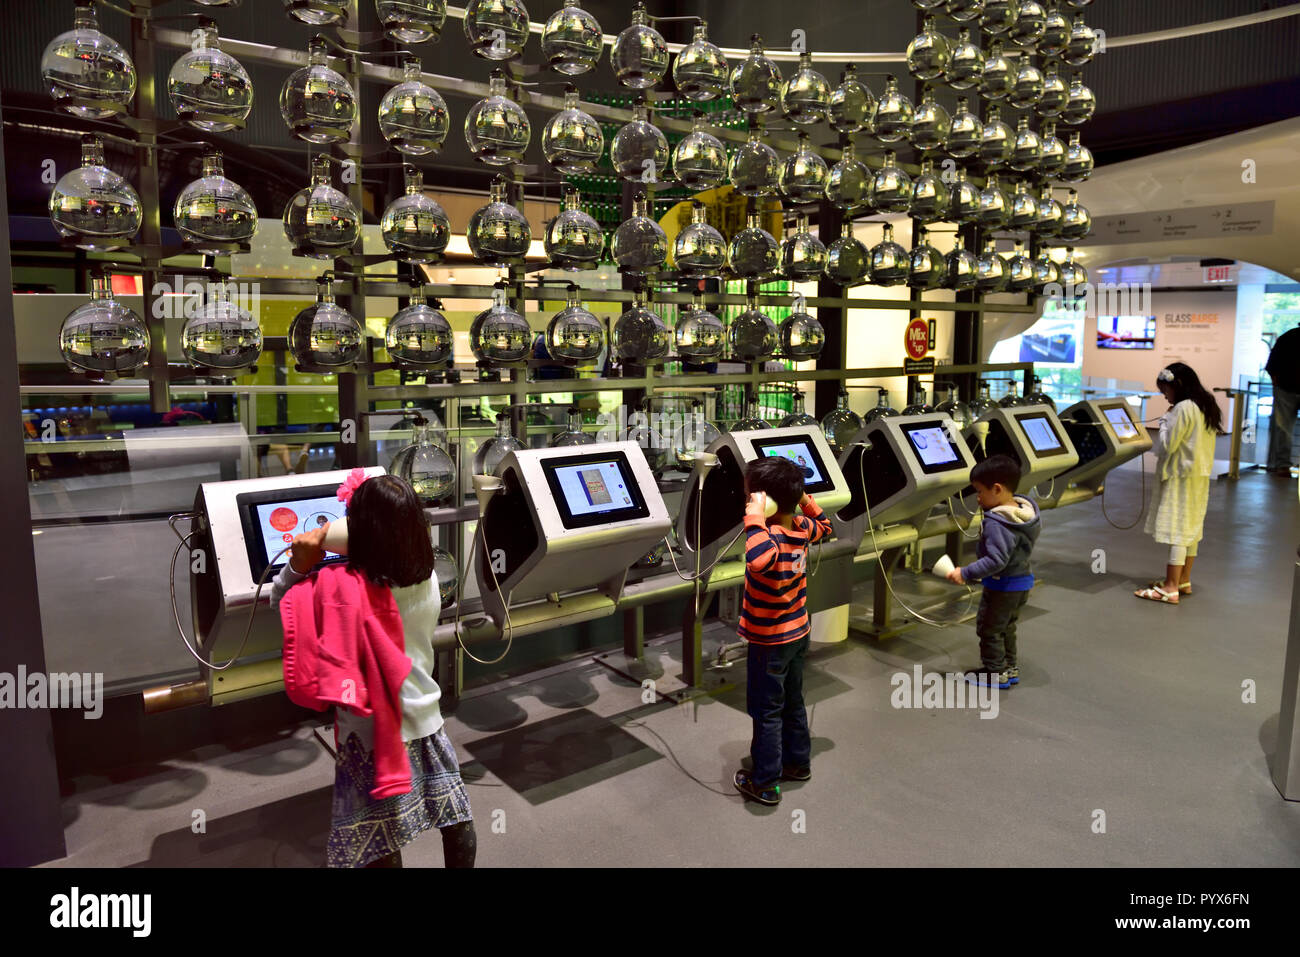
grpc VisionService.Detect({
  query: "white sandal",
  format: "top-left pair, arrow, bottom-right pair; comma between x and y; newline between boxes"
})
1134,585 -> 1179,604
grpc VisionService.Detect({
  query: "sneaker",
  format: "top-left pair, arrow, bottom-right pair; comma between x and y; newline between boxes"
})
1006,666 -> 1020,685
965,669 -> 1010,690
781,765 -> 811,782
733,769 -> 781,805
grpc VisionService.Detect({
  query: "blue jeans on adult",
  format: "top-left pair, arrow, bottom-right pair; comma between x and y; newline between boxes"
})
1269,377 -> 1299,472
746,635 -> 811,787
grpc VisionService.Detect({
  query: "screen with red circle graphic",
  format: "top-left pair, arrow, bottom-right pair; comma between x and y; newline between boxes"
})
268,507 -> 299,532
253,496 -> 343,569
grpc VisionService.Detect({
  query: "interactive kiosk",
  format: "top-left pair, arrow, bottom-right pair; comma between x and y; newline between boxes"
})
964,404 -> 1080,492
1043,397 -> 1152,502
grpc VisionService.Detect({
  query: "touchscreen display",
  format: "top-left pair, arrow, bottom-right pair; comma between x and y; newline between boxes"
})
541,452 -> 651,530
1103,405 -> 1139,440
904,426 -> 960,467
252,495 -> 344,569
749,436 -> 835,494
1017,413 -> 1067,455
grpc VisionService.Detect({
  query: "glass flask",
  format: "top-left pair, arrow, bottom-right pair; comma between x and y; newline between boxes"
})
780,305 -> 825,360
1008,179 -> 1039,229
902,388 -> 934,416
1062,131 -> 1094,181
780,214 -> 827,281
1004,241 -> 1036,292
467,177 -> 531,266
869,224 -> 908,286
551,407 -> 596,447
541,1 -> 602,76
59,276 -> 149,377
675,292 -> 725,362
611,3 -> 668,89
981,41 -> 1014,101
731,398 -> 772,432
612,191 -> 667,275
781,52 -> 831,125
976,239 -> 1009,292
998,380 -> 1026,407
946,0 -> 985,22
1068,0 -> 1093,6
1062,74 -> 1097,125
966,382 -> 995,419
825,223 -> 870,286
182,283 -> 262,375
280,37 -> 356,145
673,203 -> 727,278
1064,13 -> 1097,66
912,0 -> 945,8
945,236 -> 979,290
825,140 -> 869,210
908,228 -> 946,291
386,290 -> 454,366
1032,249 -> 1061,291
377,1 -> 446,44
379,56 -> 450,157
870,150 -> 913,214
1038,121 -> 1066,177
910,87 -> 951,152
431,547 -> 459,606
284,0 -> 348,25
727,210 -> 779,279
910,160 -> 952,224
626,411 -> 668,473
474,414 -> 525,475
174,150 -> 257,252
780,133 -> 830,206
981,0 -> 1016,34
1036,66 -> 1068,117
730,35 -> 782,114
1059,191 -> 1092,241
464,71 -> 530,165
194,0 -> 242,5
50,135 -> 142,251
1036,185 -> 1064,238
288,274 -> 363,368
822,390 -> 863,454
282,154 -> 360,258
872,76 -> 914,143
673,114 -> 727,191
906,18 -> 952,82
778,393 -> 819,428
946,29 -> 985,90
167,20 -> 251,133
1040,3 -> 1070,56
545,287 -> 604,365
729,128 -> 780,199
42,1 -> 135,119
613,294 -> 671,364
674,404 -> 722,468
1009,59 -> 1045,110
981,105 -> 1014,167
381,166 -> 451,264
390,420 -> 457,504
464,0 -> 529,61
1025,375 -> 1056,410
1058,247 -> 1087,288
829,65 -> 874,134
470,289 -> 532,364
864,389 -> 899,424
674,23 -> 728,101
543,87 -> 604,174
729,295 -> 778,363
1010,0 -> 1047,46
612,101 -> 669,182
1010,115 -> 1043,171
936,387 -> 973,430
948,167 -> 981,223
948,98 -> 982,158
545,186 -> 604,270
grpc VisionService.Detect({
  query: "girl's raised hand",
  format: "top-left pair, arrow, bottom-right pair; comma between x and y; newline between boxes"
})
290,525 -> 327,573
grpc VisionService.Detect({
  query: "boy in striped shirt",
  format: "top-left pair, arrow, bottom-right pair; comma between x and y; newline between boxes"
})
733,455 -> 834,806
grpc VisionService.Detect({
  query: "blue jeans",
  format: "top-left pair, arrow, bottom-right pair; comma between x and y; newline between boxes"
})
746,635 -> 811,787
1269,378 -> 1299,472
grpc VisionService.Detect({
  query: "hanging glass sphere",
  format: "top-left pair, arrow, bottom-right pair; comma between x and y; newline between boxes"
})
612,4 -> 668,89
870,151 -> 912,214
1062,132 -> 1094,181
431,548 -> 459,606
282,155 -> 360,259
780,308 -> 825,359
541,2 -> 602,76
907,18 -> 952,81
613,297 -> 671,364
60,277 -> 149,377
181,286 -> 262,375
1059,192 -> 1092,241
546,289 -> 604,366
948,168 -> 981,224
612,191 -> 667,275
780,134 -> 830,205
673,115 -> 727,191
675,297 -> 725,362
474,417 -> 525,475
1033,251 -> 1061,291
981,107 -> 1014,167
781,52 -> 831,125
825,225 -> 869,286
910,161 -> 952,224
728,130 -> 780,197
1064,14 -> 1097,66
1067,0 -> 1093,6
50,136 -> 141,251
1009,1 -> 1047,46
283,0 -> 348,25
1036,187 -> 1064,238
381,167 -> 451,265
465,71 -> 530,165
1059,249 -> 1088,288
674,23 -> 729,101
902,390 -> 935,416
467,177 -> 531,266
379,57 -> 450,157
288,277 -> 363,368
781,215 -> 827,281
674,203 -> 727,278
551,408 -> 596,447
829,65 -> 875,134
728,212 -> 779,279
873,76 -> 914,142
729,300 -> 778,362
865,392 -> 900,423
612,101 -> 669,182
280,37 -> 356,144
1062,75 -> 1097,125
908,230 -> 946,290
386,295 -> 454,367
626,416 -> 668,472
1010,117 -> 1043,171
977,173 -> 1009,228
391,424 -> 456,504
825,141 -> 870,209
981,0 -> 1017,34
976,240 -> 1009,292
1008,180 -> 1040,228
463,0 -> 529,61
193,0 -> 242,5
1009,60 -> 1045,110
730,35 -> 782,114
1036,67 -> 1068,117
376,1 -> 447,44
948,99 -> 982,158
946,0 -> 986,23
167,20 -> 252,132
946,30 -> 985,90
731,406 -> 772,432
545,187 -> 603,270
1040,5 -> 1070,56
42,2 -> 136,119
946,238 -> 979,291
912,0 -> 945,9
981,42 -> 1015,101
910,88 -> 951,152
822,393 -> 863,454
543,87 -> 604,174
1038,122 -> 1066,177
174,151 -> 257,252
674,411 -> 723,467
1005,243 -> 1036,291
869,224 -> 908,286
470,292 -> 532,364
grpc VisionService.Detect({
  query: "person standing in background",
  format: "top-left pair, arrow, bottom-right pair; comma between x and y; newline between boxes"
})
1266,325 -> 1300,477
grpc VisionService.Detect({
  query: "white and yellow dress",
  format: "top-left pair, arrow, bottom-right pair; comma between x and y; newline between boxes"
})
1144,399 -> 1216,550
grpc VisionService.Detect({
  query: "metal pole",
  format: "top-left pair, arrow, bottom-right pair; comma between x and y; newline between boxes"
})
132,3 -> 168,415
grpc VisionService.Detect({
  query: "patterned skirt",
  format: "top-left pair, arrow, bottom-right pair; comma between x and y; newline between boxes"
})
326,727 -> 474,868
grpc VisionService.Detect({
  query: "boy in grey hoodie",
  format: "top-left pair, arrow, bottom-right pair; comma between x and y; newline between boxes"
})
947,454 -> 1042,690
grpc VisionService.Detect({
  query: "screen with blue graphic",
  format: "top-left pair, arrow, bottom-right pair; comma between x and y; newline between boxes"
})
749,436 -> 835,494
1104,404 -> 1140,441
1016,412 -> 1068,455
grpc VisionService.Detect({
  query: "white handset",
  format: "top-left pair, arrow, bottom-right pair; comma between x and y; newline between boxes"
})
763,493 -> 778,518
322,517 -> 348,556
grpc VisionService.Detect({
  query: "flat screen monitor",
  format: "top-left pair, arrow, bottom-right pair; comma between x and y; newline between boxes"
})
1014,411 -> 1069,457
541,451 -> 651,530
1097,316 -> 1156,350
748,435 -> 836,495
236,485 -> 349,581
900,422 -> 967,474
1102,403 -> 1141,442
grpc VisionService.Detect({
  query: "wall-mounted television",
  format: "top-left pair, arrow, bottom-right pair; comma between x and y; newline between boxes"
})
1096,316 -> 1156,350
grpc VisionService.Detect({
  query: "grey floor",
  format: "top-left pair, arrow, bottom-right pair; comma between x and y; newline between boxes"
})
44,461 -> 1300,867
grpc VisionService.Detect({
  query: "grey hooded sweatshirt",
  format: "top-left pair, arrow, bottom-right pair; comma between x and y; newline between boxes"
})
960,495 -> 1041,592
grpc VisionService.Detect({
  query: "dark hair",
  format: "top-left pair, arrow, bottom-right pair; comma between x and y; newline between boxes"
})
745,455 -> 804,513
1157,362 -> 1223,433
346,475 -> 434,588
971,454 -> 1021,493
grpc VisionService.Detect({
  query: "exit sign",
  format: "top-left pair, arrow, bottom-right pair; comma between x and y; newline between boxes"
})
1203,265 -> 1233,283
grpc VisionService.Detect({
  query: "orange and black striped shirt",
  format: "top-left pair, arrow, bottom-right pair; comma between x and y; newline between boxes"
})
740,498 -> 833,645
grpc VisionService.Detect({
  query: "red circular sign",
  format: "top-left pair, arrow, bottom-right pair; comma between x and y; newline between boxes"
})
905,319 -> 929,360
269,507 -> 299,532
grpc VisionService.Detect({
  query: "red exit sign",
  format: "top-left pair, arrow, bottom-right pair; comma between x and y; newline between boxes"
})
1203,265 -> 1233,283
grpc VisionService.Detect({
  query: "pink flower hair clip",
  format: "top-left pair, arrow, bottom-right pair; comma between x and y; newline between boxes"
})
337,469 -> 368,508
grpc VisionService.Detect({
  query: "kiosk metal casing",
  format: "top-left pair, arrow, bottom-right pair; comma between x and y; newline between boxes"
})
1045,398 -> 1152,501
964,404 -> 1080,492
